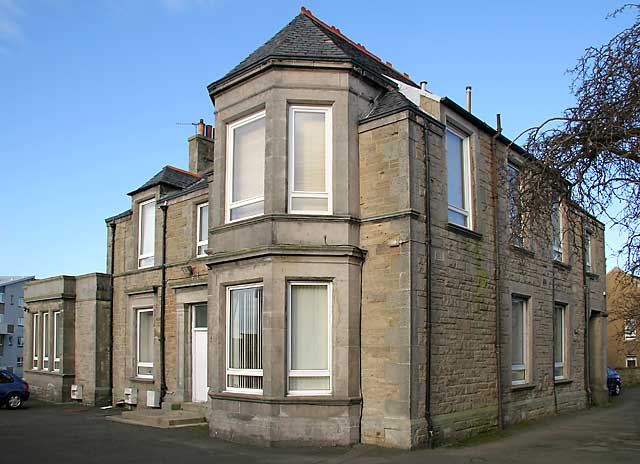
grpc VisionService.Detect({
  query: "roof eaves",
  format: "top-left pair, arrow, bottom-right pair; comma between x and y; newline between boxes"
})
159,178 -> 208,203
105,209 -> 133,224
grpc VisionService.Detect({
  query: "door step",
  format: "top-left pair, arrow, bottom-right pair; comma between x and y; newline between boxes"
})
106,408 -> 207,429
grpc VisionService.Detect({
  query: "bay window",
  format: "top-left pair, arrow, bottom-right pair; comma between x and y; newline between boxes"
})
446,127 -> 472,228
137,308 -> 154,378
196,203 -> 208,257
226,111 -> 265,222
226,284 -> 263,393
554,304 -> 567,380
288,282 -> 331,395
138,199 -> 156,268
512,297 -> 528,385
288,106 -> 332,214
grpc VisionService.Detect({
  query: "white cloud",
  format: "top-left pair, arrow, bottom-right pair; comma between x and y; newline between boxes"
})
0,0 -> 24,48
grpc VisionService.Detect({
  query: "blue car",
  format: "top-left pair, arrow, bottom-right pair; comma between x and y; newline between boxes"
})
607,367 -> 622,396
0,369 -> 30,409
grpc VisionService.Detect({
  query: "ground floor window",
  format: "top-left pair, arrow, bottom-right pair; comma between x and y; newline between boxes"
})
554,304 -> 567,380
287,282 -> 332,395
53,311 -> 61,371
32,313 -> 39,369
626,356 -> 637,368
226,284 -> 263,393
512,296 -> 528,385
42,312 -> 49,370
136,308 -> 154,378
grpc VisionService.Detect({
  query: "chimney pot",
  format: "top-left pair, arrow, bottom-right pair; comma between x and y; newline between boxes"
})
466,86 -> 472,112
420,81 -> 428,91
205,124 -> 213,138
197,119 -> 205,136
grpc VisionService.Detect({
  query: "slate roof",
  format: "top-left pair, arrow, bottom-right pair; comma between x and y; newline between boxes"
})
212,8 -> 417,89
127,166 -> 202,196
360,89 -> 423,123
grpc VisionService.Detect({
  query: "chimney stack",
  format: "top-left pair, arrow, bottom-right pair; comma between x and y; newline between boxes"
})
189,118 -> 214,175
466,86 -> 472,112
420,81 -> 428,91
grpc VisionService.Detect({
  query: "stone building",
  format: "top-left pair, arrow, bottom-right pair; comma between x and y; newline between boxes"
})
606,268 -> 639,371
23,8 -> 608,449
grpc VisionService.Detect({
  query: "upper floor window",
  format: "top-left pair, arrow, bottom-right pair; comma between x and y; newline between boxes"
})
624,319 -> 637,340
138,199 -> 156,268
226,111 -> 265,222
288,106 -> 332,215
53,311 -> 61,371
42,312 -> 50,370
551,201 -> 563,261
585,233 -> 592,273
446,127 -> 472,228
0,292 -> 4,304
508,163 -> 524,247
627,356 -> 638,368
196,203 -> 209,257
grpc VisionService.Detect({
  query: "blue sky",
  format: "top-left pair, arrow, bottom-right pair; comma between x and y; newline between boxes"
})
0,0 -> 634,278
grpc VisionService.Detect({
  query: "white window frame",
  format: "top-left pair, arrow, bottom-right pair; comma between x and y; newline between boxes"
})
554,304 -> 567,381
287,281 -> 332,396
136,308 -> 154,379
53,311 -> 61,371
512,297 -> 528,385
137,198 -> 156,269
552,201 -> 564,261
42,312 -> 49,370
225,111 -> 266,224
32,313 -> 39,369
624,319 -> 637,340
196,202 -> 209,257
446,126 -> 473,229
626,356 -> 637,368
225,283 -> 263,394
287,105 -> 333,215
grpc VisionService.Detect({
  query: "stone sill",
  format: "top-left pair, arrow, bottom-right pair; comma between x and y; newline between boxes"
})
554,379 -> 573,386
511,245 -> 535,258
128,376 -> 155,384
209,392 -> 361,406
586,272 -> 600,281
511,383 -> 535,392
446,223 -> 483,241
553,260 -> 572,272
27,370 -> 73,378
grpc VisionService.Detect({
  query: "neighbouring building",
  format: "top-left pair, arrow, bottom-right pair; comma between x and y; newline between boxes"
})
24,8 -> 608,449
606,268 -> 639,378
0,276 -> 34,376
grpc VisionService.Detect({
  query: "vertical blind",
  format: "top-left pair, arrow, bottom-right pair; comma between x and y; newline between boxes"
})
289,284 -> 330,392
54,311 -> 61,370
228,286 -> 263,390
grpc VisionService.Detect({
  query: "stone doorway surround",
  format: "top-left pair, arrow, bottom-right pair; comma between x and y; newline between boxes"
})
171,280 -> 208,403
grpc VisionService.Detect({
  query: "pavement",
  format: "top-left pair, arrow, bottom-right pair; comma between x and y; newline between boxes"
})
1,388 -> 639,464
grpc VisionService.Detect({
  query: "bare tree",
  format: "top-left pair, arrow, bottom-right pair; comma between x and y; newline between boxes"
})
513,4 -> 640,275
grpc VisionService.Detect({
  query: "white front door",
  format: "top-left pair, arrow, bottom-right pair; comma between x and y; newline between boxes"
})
191,304 -> 208,402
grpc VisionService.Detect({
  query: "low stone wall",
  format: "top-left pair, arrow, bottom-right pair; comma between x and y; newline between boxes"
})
618,368 -> 640,387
